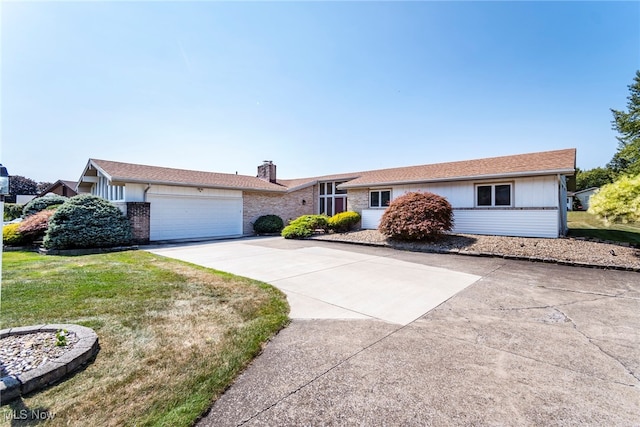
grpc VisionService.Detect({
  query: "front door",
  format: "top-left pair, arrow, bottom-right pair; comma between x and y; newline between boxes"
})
319,181 -> 348,216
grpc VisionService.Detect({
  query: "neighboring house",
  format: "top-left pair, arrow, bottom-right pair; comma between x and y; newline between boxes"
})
38,180 -> 78,198
572,187 -> 599,211
16,195 -> 36,204
76,148 -> 576,243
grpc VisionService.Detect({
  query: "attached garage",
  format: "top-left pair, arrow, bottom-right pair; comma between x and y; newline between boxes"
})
147,187 -> 243,241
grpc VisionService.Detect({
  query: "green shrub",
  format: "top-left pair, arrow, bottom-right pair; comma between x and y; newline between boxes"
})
281,223 -> 313,239
281,215 -> 329,239
18,209 -> 56,243
4,203 -> 24,221
253,215 -> 284,234
588,175 -> 640,223
328,211 -> 361,232
378,191 -> 453,241
23,194 -> 68,217
43,195 -> 133,249
3,223 -> 26,246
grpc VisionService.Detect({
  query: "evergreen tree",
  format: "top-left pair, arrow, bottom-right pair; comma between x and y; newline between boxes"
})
608,70 -> 640,176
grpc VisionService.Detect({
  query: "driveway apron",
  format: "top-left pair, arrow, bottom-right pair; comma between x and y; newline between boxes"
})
148,237 -> 480,325
147,237 -> 640,426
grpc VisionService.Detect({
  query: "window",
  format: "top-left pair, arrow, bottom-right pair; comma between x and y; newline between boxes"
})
319,181 -> 348,215
476,183 -> 512,207
370,190 -> 391,208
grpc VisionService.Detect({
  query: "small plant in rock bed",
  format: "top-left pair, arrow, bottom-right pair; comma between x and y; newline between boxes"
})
55,329 -> 68,347
328,211 -> 361,233
378,191 -> 453,241
281,215 -> 329,239
253,215 -> 284,234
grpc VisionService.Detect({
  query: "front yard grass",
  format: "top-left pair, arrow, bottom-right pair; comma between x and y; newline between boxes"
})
0,250 -> 289,426
568,211 -> 640,245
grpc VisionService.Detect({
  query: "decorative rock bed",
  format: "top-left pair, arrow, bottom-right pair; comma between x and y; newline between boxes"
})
0,324 -> 99,404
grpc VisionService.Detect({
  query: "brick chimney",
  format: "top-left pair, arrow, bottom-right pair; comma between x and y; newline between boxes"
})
257,160 -> 277,183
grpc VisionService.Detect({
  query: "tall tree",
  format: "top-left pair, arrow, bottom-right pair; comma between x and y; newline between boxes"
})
608,70 -> 640,176
7,175 -> 38,203
37,181 -> 53,194
575,167 -> 614,191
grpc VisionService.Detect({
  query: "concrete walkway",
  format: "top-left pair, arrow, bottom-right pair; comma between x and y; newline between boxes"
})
148,237 -> 480,325
148,237 -> 640,426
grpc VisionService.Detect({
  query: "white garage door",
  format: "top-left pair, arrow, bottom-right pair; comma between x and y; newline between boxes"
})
148,195 -> 243,241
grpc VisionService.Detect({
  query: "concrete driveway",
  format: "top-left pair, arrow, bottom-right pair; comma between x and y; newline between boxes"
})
148,237 -> 640,426
149,237 -> 480,325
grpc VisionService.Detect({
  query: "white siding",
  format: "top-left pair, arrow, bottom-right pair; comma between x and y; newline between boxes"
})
394,182 -> 473,207
576,188 -> 598,210
147,185 -> 241,199
394,176 -> 559,209
362,209 -> 385,229
124,184 -> 147,202
514,176 -> 558,208
452,209 -> 559,238
360,175 -> 563,238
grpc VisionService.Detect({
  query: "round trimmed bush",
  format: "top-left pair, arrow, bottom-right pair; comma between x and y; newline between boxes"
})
253,215 -> 284,234
43,195 -> 133,249
18,209 -> 56,243
378,192 -> 453,241
281,215 -> 329,239
3,223 -> 26,246
23,194 -> 69,217
328,211 -> 361,233
4,203 -> 24,221
281,222 -> 313,239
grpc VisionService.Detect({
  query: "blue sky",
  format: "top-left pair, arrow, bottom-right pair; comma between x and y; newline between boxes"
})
2,1 -> 639,183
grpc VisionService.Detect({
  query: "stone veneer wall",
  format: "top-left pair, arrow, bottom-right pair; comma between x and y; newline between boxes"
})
243,187 -> 316,234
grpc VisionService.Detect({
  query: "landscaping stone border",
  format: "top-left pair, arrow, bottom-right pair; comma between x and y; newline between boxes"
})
0,324 -> 99,404
310,235 -> 640,273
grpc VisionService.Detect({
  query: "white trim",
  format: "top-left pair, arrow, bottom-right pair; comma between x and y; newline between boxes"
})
369,189 -> 391,208
475,182 -> 513,208
340,169 -> 575,189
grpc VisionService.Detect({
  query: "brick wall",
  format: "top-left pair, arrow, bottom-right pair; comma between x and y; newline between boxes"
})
346,189 -> 369,213
243,187 -> 315,234
126,202 -> 150,244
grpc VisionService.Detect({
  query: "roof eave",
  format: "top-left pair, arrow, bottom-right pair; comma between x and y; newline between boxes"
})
111,177 -> 287,193
339,168 -> 576,189
284,180 -> 318,192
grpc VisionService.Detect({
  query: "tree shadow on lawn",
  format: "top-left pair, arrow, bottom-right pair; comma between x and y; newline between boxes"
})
568,228 -> 640,247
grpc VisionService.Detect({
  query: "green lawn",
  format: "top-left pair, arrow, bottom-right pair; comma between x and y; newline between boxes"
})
568,211 -> 640,245
1,250 -> 289,426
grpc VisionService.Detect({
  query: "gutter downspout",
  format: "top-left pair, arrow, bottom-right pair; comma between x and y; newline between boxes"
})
143,184 -> 151,202
558,174 -> 567,237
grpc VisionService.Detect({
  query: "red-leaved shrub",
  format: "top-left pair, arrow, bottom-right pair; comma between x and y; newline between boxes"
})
378,192 -> 453,241
18,209 -> 56,243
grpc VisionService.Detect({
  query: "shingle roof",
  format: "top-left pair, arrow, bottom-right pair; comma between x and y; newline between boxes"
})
339,148 -> 576,188
89,159 -> 287,192
38,179 -> 79,196
85,149 -> 575,193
